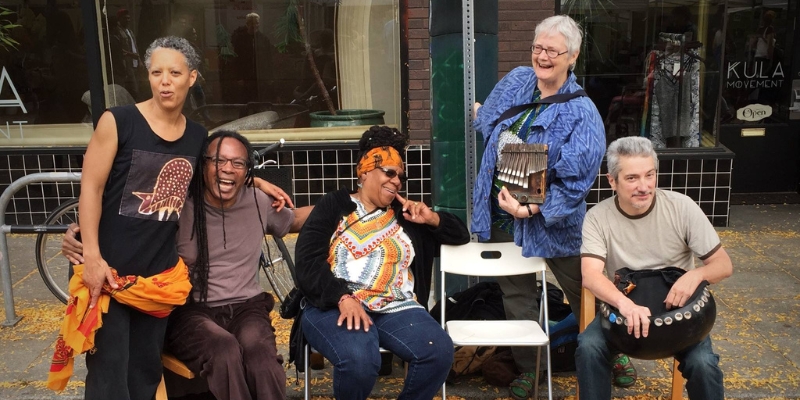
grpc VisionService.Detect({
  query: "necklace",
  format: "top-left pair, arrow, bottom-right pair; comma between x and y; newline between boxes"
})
336,207 -> 384,238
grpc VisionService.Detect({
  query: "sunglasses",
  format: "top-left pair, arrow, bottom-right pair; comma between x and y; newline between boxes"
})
378,167 -> 408,183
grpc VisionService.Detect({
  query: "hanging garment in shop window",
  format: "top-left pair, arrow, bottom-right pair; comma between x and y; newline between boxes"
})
642,34 -> 701,148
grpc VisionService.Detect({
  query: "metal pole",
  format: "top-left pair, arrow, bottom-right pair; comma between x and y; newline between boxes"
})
462,0 -> 476,234
0,172 -> 82,327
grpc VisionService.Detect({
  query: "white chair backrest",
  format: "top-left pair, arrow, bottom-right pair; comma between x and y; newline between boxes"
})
440,242 -> 546,277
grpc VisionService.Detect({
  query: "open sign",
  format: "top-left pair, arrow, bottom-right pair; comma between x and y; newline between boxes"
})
736,104 -> 772,122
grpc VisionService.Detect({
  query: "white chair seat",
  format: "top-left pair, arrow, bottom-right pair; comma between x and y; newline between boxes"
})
446,320 -> 549,346
440,242 -> 553,400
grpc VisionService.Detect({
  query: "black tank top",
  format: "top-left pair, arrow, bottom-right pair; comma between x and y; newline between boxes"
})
98,105 -> 206,277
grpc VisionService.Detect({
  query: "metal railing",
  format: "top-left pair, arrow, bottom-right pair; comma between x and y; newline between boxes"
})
0,172 -> 82,327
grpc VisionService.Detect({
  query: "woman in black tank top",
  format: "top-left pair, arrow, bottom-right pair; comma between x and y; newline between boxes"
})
77,36 -> 205,400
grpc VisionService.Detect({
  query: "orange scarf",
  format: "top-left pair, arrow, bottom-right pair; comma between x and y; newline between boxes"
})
46,258 -> 192,392
356,146 -> 403,176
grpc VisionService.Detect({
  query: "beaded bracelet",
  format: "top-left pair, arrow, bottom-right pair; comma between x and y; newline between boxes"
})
338,294 -> 358,306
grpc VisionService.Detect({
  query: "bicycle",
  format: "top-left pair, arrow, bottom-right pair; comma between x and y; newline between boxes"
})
253,139 -> 298,304
35,140 -> 297,305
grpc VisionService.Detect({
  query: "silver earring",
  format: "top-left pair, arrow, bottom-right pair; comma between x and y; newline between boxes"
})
357,182 -> 363,188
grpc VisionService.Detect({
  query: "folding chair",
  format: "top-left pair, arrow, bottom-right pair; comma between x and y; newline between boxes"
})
577,286 -> 684,400
440,242 -> 552,400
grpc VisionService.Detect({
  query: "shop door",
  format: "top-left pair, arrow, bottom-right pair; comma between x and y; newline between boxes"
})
719,0 -> 800,193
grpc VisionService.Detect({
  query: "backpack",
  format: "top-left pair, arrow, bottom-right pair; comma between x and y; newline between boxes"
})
430,281 -> 506,380
430,281 -> 506,324
548,312 -> 579,372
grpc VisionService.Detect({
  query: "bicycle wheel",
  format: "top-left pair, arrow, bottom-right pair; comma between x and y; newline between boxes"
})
260,235 -> 296,304
35,198 -> 79,304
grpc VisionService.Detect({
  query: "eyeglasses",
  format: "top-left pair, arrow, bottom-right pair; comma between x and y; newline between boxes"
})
531,45 -> 568,58
378,167 -> 408,183
204,156 -> 248,170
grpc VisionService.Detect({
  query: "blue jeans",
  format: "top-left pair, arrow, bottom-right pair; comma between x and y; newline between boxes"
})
576,316 -> 724,400
302,305 -> 453,400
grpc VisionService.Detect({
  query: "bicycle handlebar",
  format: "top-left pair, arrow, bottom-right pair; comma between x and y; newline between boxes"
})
254,138 -> 285,159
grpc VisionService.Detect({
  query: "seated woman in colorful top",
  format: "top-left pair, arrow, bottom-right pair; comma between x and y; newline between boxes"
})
294,125 -> 470,400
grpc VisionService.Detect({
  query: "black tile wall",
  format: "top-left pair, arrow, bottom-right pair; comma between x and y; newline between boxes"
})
0,147 -> 732,227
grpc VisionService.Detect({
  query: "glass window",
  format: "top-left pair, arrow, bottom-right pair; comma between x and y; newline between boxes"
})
561,0 -> 725,149
720,1 -> 793,125
0,1 -> 92,144
98,0 -> 401,135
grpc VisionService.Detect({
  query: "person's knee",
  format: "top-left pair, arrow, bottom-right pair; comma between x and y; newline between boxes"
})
336,345 -> 382,380
408,330 -> 454,371
681,347 -> 721,378
207,333 -> 243,366
576,323 -> 610,362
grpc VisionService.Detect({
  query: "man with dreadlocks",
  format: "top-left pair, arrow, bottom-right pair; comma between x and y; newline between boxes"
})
164,130 -> 309,400
64,130 -> 310,400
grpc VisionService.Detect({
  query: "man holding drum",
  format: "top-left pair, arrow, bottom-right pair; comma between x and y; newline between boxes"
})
576,136 -> 733,400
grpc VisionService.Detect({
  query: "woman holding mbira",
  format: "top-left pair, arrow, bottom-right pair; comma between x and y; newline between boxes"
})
470,15 -> 624,398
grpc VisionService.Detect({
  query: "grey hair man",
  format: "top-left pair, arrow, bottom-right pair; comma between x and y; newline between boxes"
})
577,136 -> 733,400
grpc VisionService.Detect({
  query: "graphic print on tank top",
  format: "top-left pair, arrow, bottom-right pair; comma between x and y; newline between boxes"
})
120,149 -> 196,221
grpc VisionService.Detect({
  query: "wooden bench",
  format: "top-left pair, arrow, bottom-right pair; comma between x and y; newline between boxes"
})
155,353 -> 195,400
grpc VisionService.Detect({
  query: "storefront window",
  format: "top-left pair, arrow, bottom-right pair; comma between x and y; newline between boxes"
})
99,0 -> 401,135
0,1 -> 92,144
720,1 -> 793,124
561,0 -> 726,149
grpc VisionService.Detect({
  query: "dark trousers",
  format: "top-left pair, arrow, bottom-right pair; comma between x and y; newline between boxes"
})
164,293 -> 285,400
489,227 -> 583,372
85,298 -> 169,400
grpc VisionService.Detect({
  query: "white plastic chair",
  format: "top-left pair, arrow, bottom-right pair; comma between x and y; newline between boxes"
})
440,242 -> 552,400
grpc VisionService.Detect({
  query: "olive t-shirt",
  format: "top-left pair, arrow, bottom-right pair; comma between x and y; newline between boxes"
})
581,189 -> 721,280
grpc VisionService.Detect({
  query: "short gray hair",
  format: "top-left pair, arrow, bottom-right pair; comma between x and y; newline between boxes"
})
606,137 -> 658,180
144,36 -> 200,72
534,15 -> 583,56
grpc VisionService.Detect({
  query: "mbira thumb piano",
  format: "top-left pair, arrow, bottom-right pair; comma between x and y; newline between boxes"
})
496,143 -> 548,204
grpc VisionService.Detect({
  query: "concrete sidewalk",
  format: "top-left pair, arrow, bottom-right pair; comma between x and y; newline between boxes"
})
1,204 -> 799,399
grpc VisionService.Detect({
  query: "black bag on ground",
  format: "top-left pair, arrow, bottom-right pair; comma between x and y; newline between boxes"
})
430,281 -> 506,323
430,281 -> 506,381
536,282 -> 573,323
549,312 -> 578,372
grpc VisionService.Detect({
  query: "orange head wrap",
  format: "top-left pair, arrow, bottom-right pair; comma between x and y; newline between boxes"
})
356,146 -> 403,177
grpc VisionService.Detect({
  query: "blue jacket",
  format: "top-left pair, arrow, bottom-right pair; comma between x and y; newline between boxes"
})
471,67 -> 605,258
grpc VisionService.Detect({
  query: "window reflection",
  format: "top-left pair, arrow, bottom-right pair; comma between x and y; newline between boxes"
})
562,1 -> 727,148
563,0 -> 794,148
0,1 -> 89,126
721,3 -> 791,124
100,0 -> 400,132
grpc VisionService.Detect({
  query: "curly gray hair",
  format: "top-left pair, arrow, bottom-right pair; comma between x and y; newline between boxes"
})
606,137 -> 659,180
144,36 -> 201,72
